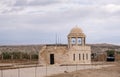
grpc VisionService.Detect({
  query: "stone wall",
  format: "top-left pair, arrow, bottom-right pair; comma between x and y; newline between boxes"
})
69,46 -> 91,64
39,45 -> 68,65
115,54 -> 120,61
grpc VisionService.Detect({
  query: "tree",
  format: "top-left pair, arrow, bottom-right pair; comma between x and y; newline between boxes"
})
1,52 -> 11,59
32,54 -> 38,60
106,50 -> 115,57
12,52 -> 21,59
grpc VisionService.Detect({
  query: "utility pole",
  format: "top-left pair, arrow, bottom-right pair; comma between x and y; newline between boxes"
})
35,63 -> 37,77
46,62 -> 48,77
18,67 -> 20,77
55,33 -> 57,46
1,69 -> 3,77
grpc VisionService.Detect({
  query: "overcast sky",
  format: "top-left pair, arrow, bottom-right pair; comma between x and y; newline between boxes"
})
0,0 -> 120,45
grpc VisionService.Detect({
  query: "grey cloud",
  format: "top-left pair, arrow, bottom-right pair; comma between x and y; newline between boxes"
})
1,0 -> 120,15
27,0 -> 59,6
75,0 -> 120,5
1,7 -> 24,14
13,0 -> 59,6
0,0 -> 61,14
14,0 -> 27,6
0,0 -> 120,45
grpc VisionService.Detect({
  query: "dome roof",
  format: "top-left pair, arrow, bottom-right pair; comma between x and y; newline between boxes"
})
70,26 -> 83,33
68,26 -> 85,37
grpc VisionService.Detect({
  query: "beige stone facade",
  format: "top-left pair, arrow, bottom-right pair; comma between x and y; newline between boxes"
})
39,26 -> 91,65
68,46 -> 91,64
68,26 -> 91,64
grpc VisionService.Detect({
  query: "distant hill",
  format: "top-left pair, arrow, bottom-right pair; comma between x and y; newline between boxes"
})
90,43 -> 120,54
90,43 -> 120,47
0,43 -> 120,54
0,45 -> 44,54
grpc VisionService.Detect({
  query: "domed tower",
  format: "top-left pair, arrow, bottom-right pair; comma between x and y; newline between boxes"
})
67,26 -> 91,64
68,26 -> 86,48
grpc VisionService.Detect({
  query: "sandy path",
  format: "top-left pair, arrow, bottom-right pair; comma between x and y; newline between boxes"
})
0,64 -> 114,77
47,63 -> 120,77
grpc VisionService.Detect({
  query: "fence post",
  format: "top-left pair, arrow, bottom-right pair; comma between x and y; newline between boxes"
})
1,69 -> 3,77
35,63 -> 37,77
18,67 -> 20,77
46,63 -> 47,77
66,64 -> 68,71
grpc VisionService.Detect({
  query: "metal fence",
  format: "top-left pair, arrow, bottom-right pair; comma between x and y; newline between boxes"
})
0,62 -> 113,77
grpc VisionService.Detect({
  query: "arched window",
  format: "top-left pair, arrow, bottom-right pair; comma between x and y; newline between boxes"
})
73,54 -> 75,61
78,38 -> 82,45
71,38 -> 76,45
86,53 -> 88,60
83,53 -> 84,60
79,54 -> 81,60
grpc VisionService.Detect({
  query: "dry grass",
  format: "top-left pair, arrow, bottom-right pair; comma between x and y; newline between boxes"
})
47,62 -> 120,77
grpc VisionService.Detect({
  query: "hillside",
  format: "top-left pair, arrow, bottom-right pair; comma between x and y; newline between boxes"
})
0,43 -> 120,54
90,43 -> 120,54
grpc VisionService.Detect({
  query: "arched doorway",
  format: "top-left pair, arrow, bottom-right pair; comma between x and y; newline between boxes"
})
50,54 -> 54,64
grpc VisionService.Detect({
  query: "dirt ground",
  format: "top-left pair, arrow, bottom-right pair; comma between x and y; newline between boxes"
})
47,62 -> 120,77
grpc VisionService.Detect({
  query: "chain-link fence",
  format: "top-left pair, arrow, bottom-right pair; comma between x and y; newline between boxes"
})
0,63 -> 113,77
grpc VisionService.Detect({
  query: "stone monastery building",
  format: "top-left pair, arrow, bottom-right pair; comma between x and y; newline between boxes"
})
39,26 -> 91,65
